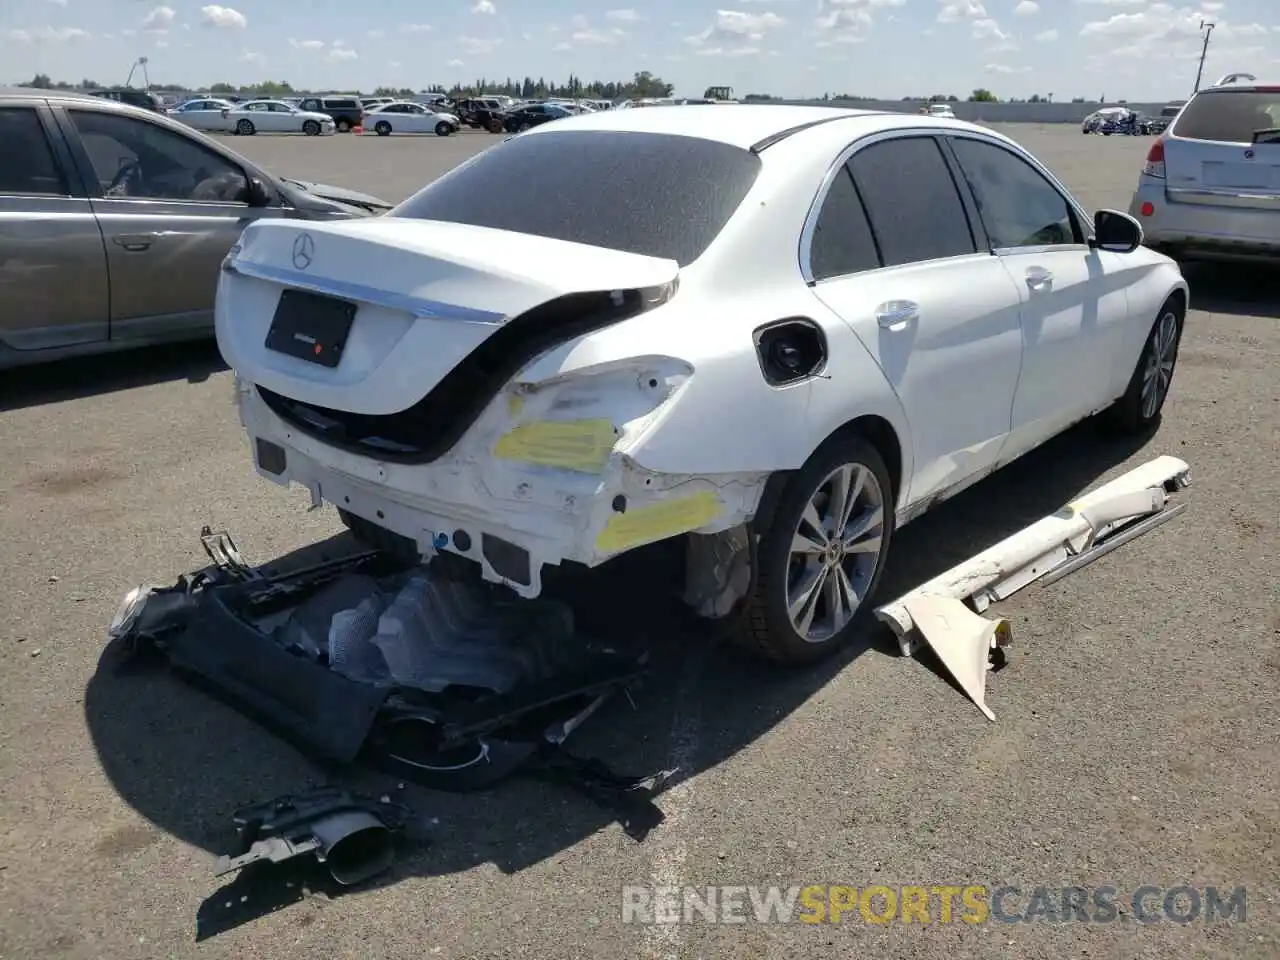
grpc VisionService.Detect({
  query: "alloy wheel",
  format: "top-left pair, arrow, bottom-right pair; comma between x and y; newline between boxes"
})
785,462 -> 886,643
1141,310 -> 1179,420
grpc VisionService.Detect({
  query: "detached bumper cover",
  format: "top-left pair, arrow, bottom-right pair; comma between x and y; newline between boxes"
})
111,531 -> 672,830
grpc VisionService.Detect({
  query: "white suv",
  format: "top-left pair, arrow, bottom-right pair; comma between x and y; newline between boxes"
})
1129,72 -> 1280,262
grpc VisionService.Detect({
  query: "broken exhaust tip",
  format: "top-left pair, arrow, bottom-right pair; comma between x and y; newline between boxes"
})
311,811 -> 396,886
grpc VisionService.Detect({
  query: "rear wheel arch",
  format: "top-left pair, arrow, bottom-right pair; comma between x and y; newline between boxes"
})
750,413 -> 904,535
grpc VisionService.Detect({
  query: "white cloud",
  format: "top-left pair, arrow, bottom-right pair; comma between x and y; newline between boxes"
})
289,38 -> 326,49
972,18 -> 1008,40
686,9 -> 787,53
446,58 -> 464,66
240,50 -> 263,62
459,35 -> 500,55
327,46 -> 357,61
814,0 -> 904,45
937,0 -> 986,22
566,14 -> 626,44
366,28 -> 385,38
572,26 -> 626,44
606,9 -> 643,21
1013,1 -> 1038,16
141,6 -> 175,32
471,0 -> 496,13
200,5 -> 246,28
1034,28 -> 1058,41
1074,0 -> 1147,5
44,0 -> 68,5
986,63 -> 1029,73
1,25 -> 90,43
400,23 -> 433,33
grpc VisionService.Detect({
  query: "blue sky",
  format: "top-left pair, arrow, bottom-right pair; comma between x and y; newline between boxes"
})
3,0 -> 1277,100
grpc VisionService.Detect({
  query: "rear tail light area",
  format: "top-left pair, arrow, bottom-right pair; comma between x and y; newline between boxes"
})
1142,137 -> 1166,178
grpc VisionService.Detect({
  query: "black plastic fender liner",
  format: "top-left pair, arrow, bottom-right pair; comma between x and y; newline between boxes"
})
165,589 -> 389,764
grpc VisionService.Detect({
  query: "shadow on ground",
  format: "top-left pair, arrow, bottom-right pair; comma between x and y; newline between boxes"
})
82,416 -> 1160,938
1180,262 -> 1280,320
0,340 -> 226,413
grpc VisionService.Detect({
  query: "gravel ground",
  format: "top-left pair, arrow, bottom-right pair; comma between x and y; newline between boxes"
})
1,124 -> 1277,960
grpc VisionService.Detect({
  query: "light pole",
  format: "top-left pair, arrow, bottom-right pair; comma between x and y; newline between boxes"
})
1193,21 -> 1214,94
125,56 -> 150,89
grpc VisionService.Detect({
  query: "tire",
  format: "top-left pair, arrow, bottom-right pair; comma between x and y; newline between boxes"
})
302,120 -> 320,136
735,435 -> 895,664
236,119 -> 255,136
435,121 -> 451,136
487,118 -> 504,134
337,118 -> 352,133
375,121 -> 392,137
1098,296 -> 1184,435
517,122 -> 532,133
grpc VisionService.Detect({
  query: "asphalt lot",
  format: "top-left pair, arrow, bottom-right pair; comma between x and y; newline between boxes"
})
1,124 -> 1278,960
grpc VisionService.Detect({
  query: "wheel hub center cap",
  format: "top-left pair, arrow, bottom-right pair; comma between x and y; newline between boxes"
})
825,541 -> 845,564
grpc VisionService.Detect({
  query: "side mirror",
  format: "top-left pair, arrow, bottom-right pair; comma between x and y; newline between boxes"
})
246,177 -> 272,208
1090,209 -> 1143,253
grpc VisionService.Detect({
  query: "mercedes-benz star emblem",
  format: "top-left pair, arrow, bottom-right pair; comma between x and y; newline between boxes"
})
1244,149 -> 1255,160
292,233 -> 315,270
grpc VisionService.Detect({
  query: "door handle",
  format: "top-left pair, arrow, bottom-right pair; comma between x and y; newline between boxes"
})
1025,266 -> 1054,290
112,233 -> 158,252
875,300 -> 919,330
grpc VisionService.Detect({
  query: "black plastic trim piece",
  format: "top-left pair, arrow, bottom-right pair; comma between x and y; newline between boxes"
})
749,111 -> 881,154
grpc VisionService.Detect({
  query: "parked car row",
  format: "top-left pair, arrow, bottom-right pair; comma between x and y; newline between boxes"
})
168,97 -> 338,136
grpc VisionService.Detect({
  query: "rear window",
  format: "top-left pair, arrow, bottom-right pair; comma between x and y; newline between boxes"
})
324,99 -> 359,109
1172,90 -> 1280,143
391,130 -> 762,266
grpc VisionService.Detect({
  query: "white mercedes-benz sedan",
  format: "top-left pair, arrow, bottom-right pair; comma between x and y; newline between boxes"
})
226,99 -> 336,137
214,105 -> 1188,663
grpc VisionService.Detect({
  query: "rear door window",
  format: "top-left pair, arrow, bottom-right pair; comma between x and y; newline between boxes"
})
1172,90 -> 1280,143
847,136 -> 977,267
808,165 -> 880,281
0,107 -> 68,196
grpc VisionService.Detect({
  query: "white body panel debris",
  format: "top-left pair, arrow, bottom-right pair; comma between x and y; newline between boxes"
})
875,455 -> 1191,718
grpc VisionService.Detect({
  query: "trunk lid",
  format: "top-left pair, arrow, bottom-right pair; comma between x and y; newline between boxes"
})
1163,87 -> 1280,213
216,217 -> 679,417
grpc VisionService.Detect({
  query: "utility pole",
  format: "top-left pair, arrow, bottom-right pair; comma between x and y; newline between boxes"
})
125,56 -> 149,89
1193,21 -> 1214,94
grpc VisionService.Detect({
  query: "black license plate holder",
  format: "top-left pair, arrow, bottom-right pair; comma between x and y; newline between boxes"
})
265,289 -> 357,369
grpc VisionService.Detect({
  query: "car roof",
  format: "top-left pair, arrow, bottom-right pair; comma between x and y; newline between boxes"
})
0,85 -> 117,103
1200,80 -> 1280,92
520,103 -> 991,151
